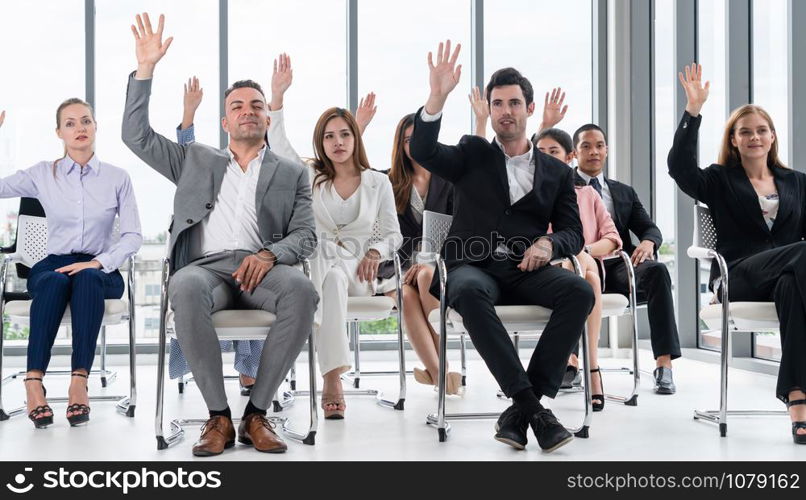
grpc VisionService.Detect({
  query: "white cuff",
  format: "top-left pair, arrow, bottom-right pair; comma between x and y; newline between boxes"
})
420,108 -> 442,122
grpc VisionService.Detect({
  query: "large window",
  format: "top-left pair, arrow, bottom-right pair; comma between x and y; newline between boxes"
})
0,1 -> 85,345
653,0 -> 677,292
697,0 -> 727,351
484,0 -> 593,142
94,0 -> 220,343
230,0 -> 347,162
751,0 -> 788,362
358,0 -> 470,171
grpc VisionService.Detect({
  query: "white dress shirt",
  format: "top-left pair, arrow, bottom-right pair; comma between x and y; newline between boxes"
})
199,146 -> 266,255
576,169 -> 615,217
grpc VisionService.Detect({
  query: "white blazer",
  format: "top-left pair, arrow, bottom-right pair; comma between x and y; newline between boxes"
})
267,107 -> 403,308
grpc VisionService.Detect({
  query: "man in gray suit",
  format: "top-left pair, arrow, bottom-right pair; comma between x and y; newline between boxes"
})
123,13 -> 318,456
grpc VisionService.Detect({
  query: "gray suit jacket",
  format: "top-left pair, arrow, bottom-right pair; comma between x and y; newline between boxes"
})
121,73 -> 316,273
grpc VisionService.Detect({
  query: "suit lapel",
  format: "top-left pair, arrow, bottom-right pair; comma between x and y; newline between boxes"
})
212,150 -> 229,198
255,150 -> 280,208
770,166 -> 794,233
727,166 -> 771,235
491,139 -> 513,206
602,177 -> 624,229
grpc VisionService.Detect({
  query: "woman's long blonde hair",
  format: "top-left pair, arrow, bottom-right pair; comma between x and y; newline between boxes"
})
310,107 -> 369,188
717,104 -> 787,169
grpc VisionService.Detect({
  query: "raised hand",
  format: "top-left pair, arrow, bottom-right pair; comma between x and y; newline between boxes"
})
468,86 -> 489,138
425,40 -> 462,115
270,53 -> 293,111
181,76 -> 203,130
540,87 -> 568,132
678,63 -> 710,117
355,92 -> 377,135
131,13 -> 173,79
0,110 -> 5,128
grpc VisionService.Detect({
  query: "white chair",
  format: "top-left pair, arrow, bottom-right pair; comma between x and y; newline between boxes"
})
687,203 -> 786,436
0,211 -> 137,420
421,210 -> 598,442
155,257 -> 318,449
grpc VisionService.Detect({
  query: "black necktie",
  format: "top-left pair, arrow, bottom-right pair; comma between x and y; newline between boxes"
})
589,177 -> 603,198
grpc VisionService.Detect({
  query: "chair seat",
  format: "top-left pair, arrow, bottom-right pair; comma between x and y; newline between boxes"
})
427,293 -> 629,333
5,299 -> 128,326
165,309 -> 276,340
346,296 -> 396,321
700,301 -> 779,331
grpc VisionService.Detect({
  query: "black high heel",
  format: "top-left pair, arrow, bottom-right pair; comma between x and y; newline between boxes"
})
590,367 -> 605,412
24,377 -> 53,429
66,372 -> 90,427
788,399 -> 806,445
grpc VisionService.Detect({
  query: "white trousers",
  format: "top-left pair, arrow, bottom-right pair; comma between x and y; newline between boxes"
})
314,250 -> 373,376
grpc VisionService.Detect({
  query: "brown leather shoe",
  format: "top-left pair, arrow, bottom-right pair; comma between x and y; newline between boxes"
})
192,415 -> 236,457
238,413 -> 288,453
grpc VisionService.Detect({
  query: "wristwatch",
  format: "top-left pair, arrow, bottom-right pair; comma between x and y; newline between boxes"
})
584,245 -> 592,254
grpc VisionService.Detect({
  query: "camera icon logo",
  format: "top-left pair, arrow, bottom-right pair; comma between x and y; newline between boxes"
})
5,468 -> 34,494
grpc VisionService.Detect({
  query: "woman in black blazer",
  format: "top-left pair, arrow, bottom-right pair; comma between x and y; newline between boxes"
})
668,64 -> 806,444
378,113 -> 458,393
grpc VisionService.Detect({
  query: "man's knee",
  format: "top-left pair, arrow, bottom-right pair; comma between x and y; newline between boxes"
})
450,280 -> 495,308
281,270 -> 319,311
562,275 -> 595,311
641,260 -> 672,288
35,271 -> 70,291
169,267 -> 213,301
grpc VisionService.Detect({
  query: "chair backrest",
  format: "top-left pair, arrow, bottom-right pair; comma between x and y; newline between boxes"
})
421,210 -> 453,254
15,215 -> 122,270
15,215 -> 49,268
694,204 -> 717,251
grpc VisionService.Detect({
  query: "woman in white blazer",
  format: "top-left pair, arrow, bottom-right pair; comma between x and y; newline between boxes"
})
267,54 -> 402,419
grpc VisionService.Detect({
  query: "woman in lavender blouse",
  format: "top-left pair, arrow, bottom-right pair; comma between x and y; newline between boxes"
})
0,100 -> 142,428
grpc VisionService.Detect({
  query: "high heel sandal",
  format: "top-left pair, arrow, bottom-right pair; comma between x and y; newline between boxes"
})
24,377 -> 53,429
321,394 -> 346,420
413,367 -> 463,395
590,367 -> 605,412
66,372 -> 90,427
788,399 -> 806,445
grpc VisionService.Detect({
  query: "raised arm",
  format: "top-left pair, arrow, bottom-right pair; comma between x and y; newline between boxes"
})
468,86 -> 488,138
409,40 -> 468,182
266,53 -> 304,165
355,92 -> 377,136
122,13 -> 188,184
537,87 -> 568,134
667,63 -> 717,203
0,110 -> 5,128
177,76 -> 202,144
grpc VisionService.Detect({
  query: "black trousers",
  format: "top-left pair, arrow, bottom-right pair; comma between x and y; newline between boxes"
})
442,258 -> 594,399
604,258 -> 682,360
728,241 -> 806,403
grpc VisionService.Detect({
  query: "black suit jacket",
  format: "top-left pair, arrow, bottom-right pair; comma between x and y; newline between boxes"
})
377,172 -> 453,279
668,111 -> 806,281
409,107 -> 583,273
574,170 -> 663,255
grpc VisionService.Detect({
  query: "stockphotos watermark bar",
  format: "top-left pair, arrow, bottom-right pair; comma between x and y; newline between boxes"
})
0,462 -> 805,498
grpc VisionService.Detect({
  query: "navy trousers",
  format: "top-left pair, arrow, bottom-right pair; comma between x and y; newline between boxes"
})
26,254 -> 124,373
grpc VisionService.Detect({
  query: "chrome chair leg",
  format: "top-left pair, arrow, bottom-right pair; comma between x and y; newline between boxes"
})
459,333 -> 467,386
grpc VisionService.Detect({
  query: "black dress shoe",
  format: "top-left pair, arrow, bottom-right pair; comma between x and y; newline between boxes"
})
560,366 -> 581,389
653,367 -> 676,395
494,404 -> 528,450
526,408 -> 573,453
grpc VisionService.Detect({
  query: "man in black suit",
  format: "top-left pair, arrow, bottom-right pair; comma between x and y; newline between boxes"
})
573,124 -> 681,394
409,40 -> 594,453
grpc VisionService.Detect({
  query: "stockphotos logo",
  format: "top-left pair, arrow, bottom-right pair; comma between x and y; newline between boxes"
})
5,468 -> 34,494
5,467 -> 221,495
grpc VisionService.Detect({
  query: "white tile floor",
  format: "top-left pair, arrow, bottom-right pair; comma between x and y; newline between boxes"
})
0,348 -> 803,461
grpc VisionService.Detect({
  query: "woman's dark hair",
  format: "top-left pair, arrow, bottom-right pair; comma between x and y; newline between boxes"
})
485,67 -> 534,105
388,114 -> 416,214
533,128 -> 573,155
310,107 -> 369,188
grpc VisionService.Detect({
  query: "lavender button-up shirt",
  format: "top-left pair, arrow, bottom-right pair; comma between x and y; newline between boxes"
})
0,154 -> 143,272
